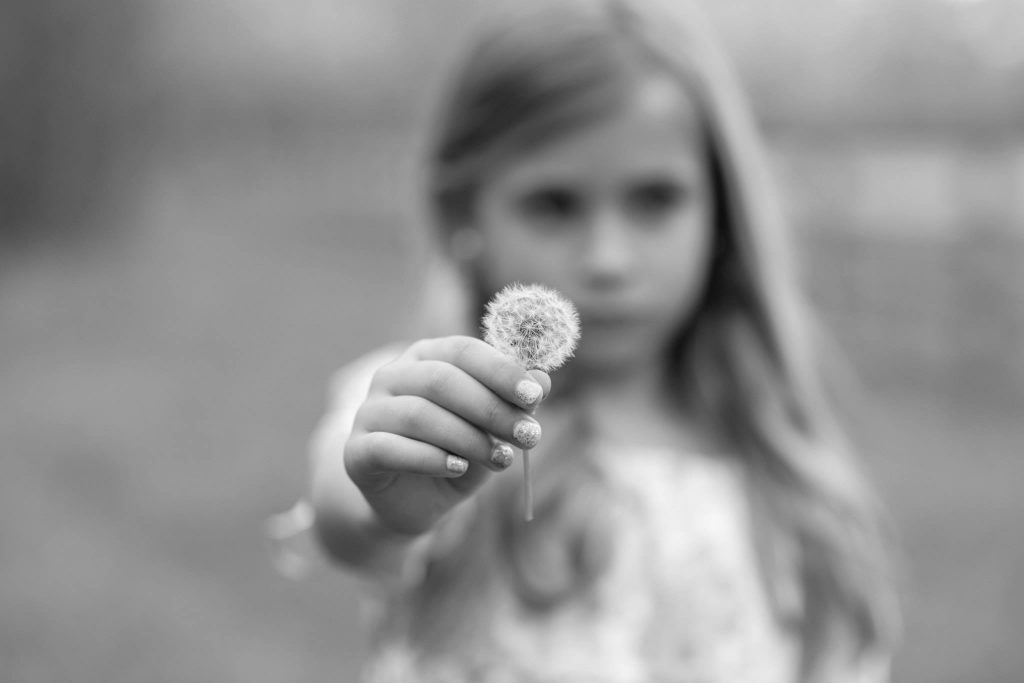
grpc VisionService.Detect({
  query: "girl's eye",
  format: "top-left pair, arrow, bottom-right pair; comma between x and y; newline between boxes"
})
517,188 -> 583,224
625,180 -> 687,220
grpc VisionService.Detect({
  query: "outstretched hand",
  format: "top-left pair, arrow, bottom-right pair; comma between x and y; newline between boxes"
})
344,336 -> 550,535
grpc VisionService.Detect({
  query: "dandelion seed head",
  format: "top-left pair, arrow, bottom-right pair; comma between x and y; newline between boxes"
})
482,283 -> 580,371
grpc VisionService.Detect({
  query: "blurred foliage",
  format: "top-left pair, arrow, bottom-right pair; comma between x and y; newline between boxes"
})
3,0 -> 1023,245
1,3 -> 1022,680
0,0 -> 149,243
710,0 -> 1024,132
2,0 -> 1020,472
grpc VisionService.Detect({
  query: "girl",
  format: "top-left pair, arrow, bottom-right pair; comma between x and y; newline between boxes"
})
278,0 -> 902,680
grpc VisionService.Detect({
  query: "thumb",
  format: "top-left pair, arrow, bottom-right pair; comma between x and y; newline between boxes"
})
526,369 -> 552,402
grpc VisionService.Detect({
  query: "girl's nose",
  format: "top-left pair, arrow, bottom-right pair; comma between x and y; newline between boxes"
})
582,209 -> 632,284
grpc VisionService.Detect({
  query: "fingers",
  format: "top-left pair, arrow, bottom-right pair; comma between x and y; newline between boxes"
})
525,369 -> 552,402
404,336 -> 552,410
357,395 -> 529,473
348,335 -> 555,491
375,360 -> 542,451
345,431 -> 468,485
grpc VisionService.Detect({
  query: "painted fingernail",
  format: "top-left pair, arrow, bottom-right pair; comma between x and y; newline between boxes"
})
446,455 -> 469,475
490,443 -> 515,469
512,419 -> 542,449
515,379 -> 543,406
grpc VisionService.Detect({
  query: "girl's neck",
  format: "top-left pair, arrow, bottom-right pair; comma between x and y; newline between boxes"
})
575,357 -> 674,411
548,355 -> 714,453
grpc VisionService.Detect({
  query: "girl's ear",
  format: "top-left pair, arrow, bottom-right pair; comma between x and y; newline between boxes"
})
449,226 -> 485,264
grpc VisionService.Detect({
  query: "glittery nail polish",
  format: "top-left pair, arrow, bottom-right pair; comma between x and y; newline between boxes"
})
514,379 -> 543,406
490,443 -> 515,469
512,420 -> 541,449
446,455 -> 468,475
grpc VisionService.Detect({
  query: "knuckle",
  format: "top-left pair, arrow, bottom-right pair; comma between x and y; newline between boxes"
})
345,432 -> 398,485
343,432 -> 373,473
406,338 -> 430,357
422,362 -> 453,398
482,397 -> 505,429
369,359 -> 409,395
371,361 -> 397,387
353,397 -> 387,429
447,335 -> 477,366
359,431 -> 389,457
399,397 -> 430,433
350,401 -> 373,431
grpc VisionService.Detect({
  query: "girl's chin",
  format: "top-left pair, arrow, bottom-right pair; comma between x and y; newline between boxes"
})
572,331 -> 663,372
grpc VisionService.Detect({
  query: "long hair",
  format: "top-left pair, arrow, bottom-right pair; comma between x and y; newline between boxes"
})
408,0 -> 901,678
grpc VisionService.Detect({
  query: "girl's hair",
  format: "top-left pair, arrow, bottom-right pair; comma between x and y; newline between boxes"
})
405,0 -> 901,677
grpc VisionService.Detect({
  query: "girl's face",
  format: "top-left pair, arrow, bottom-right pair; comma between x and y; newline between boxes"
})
471,77 -> 714,372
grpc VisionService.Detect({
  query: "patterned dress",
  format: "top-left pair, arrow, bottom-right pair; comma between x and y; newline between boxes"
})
362,448 -> 801,683
271,348 -> 889,683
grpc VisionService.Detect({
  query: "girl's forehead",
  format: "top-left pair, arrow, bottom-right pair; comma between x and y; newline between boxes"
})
490,77 -> 705,186
630,76 -> 702,136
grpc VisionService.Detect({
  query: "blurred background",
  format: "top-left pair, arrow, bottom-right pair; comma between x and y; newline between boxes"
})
1,0 -> 1021,680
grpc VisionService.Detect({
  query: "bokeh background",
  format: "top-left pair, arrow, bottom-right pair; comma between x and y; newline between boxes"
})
2,0 -> 1022,681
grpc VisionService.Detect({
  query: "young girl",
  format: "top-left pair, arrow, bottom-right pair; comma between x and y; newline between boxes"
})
281,0 -> 901,680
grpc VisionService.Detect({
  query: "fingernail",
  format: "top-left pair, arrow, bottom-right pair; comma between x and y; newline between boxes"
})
512,420 -> 541,449
446,455 -> 468,475
490,443 -> 515,469
515,379 -> 543,406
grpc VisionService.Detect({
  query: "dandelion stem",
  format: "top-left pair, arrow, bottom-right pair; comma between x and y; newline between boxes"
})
523,448 -> 533,522
481,283 -> 579,524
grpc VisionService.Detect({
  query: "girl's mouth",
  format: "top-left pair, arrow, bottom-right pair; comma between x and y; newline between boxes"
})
580,308 -> 649,326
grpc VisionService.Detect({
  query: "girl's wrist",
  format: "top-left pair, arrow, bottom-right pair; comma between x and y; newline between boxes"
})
312,496 -> 433,583
345,509 -> 436,586
358,505 -> 429,546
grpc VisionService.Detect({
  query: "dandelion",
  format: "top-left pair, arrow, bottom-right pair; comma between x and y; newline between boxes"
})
483,283 -> 580,372
482,283 -> 580,521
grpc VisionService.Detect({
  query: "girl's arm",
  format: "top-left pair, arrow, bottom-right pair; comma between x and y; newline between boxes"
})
305,338 -> 549,581
307,345 -> 430,582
